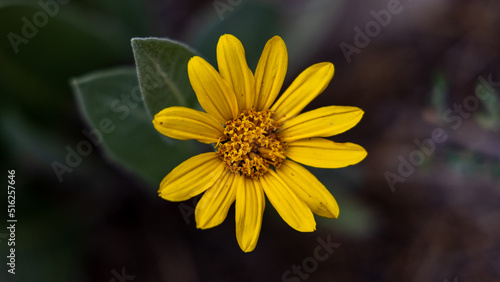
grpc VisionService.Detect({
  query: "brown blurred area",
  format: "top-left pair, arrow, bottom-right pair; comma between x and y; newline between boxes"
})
313,0 -> 500,281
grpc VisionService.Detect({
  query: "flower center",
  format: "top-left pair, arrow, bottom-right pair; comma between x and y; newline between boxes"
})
216,109 -> 287,179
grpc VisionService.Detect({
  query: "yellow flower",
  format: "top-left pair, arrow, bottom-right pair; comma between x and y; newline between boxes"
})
153,34 -> 367,252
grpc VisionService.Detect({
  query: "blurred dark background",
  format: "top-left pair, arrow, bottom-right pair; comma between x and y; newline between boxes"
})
1,0 -> 499,281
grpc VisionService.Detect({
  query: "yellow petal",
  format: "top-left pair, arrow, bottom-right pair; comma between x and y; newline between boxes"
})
271,62 -> 334,123
153,106 -> 224,144
286,138 -> 367,168
188,56 -> 239,123
276,160 -> 339,218
260,170 -> 316,232
195,170 -> 236,229
159,152 -> 225,201
254,36 -> 288,111
217,34 -> 255,111
278,106 -> 363,142
235,175 -> 265,252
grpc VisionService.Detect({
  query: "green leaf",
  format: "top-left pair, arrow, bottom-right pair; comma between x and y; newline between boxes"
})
131,37 -> 199,117
71,67 -> 197,186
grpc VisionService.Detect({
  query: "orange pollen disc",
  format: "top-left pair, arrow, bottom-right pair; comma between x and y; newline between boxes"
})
216,109 -> 287,179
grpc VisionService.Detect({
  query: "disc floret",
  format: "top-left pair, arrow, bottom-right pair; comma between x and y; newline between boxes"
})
217,109 -> 287,179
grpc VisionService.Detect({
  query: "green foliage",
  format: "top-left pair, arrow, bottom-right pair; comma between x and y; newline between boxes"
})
72,68 -> 197,186
131,37 -> 200,117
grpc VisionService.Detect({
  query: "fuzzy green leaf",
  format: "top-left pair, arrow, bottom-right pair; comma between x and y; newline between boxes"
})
131,37 -> 199,117
71,67 -> 197,186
